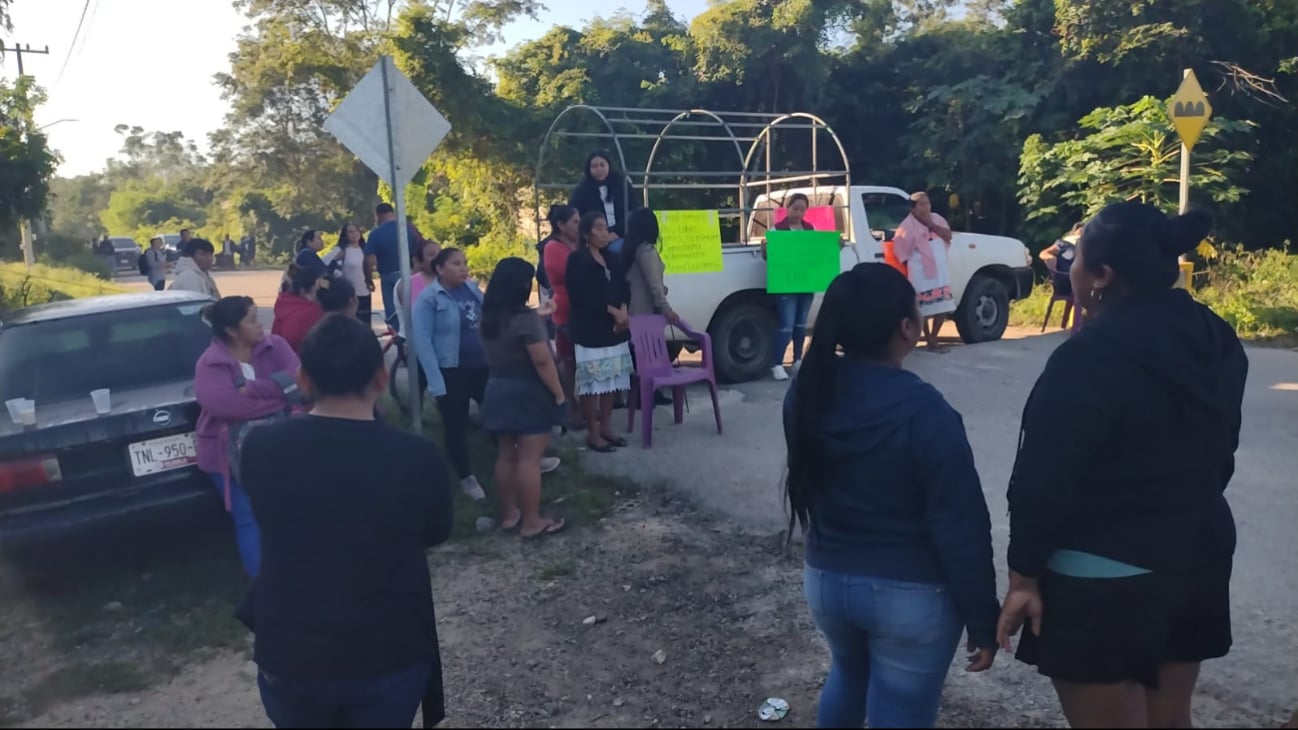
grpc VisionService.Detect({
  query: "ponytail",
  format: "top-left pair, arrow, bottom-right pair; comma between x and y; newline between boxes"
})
784,264 -> 918,542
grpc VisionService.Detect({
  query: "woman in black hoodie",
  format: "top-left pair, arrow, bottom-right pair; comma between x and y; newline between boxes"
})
568,151 -> 637,241
998,202 -> 1248,728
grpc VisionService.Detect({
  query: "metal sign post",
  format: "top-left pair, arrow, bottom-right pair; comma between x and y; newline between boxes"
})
1167,68 -> 1213,283
323,55 -> 452,433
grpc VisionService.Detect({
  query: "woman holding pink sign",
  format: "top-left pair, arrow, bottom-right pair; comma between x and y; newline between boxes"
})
768,193 -> 817,381
893,192 -> 956,353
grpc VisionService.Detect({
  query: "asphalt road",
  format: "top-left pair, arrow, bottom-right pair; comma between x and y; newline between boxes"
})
575,333 -> 1298,722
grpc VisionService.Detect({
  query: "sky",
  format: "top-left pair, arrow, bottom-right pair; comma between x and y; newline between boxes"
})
2,0 -> 711,177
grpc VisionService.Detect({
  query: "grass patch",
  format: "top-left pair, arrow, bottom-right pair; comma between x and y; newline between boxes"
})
0,262 -> 128,309
1010,247 -> 1298,346
377,395 -> 633,541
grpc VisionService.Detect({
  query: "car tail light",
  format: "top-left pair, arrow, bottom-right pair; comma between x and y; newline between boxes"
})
0,455 -> 63,493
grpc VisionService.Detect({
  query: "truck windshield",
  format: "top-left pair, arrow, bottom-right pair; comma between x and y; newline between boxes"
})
860,193 -> 914,238
0,303 -> 211,404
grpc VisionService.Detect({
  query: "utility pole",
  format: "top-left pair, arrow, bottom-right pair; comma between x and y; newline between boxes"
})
1,43 -> 51,78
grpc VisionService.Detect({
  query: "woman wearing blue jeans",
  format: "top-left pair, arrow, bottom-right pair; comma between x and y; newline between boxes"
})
783,263 -> 1001,728
768,194 -> 816,381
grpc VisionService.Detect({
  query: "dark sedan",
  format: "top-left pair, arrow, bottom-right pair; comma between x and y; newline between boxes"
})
109,237 -> 142,271
0,291 -> 219,548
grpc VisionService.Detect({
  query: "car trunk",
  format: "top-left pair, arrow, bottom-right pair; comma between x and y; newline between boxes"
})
0,382 -> 200,514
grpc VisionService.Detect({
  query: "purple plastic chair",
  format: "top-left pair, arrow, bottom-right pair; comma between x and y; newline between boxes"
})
626,314 -> 723,449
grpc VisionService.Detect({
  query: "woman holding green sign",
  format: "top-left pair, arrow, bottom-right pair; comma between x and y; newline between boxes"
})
769,193 -> 817,381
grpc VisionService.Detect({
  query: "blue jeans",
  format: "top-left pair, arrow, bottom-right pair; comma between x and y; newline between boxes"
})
773,293 -> 814,366
804,566 -> 963,729
258,662 -> 433,728
208,473 -> 261,578
380,271 -> 402,332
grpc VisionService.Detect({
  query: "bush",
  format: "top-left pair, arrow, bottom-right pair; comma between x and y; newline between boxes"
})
44,250 -> 115,280
1194,247 -> 1298,342
0,262 -> 128,311
465,235 -> 532,281
1010,247 -> 1298,344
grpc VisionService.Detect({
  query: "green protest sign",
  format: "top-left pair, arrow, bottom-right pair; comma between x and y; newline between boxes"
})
765,230 -> 841,293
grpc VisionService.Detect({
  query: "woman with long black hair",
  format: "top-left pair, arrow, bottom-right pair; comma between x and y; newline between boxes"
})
324,223 -> 373,323
479,257 -> 568,538
540,204 -> 584,427
998,203 -> 1247,729
565,211 -> 632,452
568,151 -> 637,246
784,262 -> 999,728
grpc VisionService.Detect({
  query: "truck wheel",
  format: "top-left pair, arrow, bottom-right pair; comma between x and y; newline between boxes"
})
955,274 -> 1010,343
709,299 -> 777,383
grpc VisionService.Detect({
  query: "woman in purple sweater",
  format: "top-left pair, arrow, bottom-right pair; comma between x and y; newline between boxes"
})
194,296 -> 301,577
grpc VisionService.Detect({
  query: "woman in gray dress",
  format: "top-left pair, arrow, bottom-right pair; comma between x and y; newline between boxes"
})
479,257 -> 568,538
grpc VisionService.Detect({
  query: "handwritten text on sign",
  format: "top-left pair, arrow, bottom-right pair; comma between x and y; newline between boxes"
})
765,230 -> 842,294
655,210 -> 724,274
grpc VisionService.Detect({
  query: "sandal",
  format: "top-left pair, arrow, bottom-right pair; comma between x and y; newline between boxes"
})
586,440 -> 616,453
521,517 -> 567,539
499,513 -> 522,531
601,435 -> 628,448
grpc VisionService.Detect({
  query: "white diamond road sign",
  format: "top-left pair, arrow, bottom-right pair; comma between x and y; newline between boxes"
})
324,56 -> 451,189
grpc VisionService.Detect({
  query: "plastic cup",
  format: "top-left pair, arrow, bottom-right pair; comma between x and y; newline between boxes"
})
16,399 -> 35,427
4,398 -> 22,424
91,389 -> 112,415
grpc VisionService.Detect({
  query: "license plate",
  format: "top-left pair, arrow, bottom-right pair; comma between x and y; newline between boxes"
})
129,433 -> 198,477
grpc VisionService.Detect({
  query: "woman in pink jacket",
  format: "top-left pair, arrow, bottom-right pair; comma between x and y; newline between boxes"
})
194,296 -> 302,577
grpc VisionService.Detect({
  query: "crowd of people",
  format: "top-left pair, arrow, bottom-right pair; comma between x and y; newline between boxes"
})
150,144 -> 1259,729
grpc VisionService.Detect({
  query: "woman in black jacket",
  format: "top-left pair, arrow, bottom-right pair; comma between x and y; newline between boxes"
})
997,202 -> 1248,729
568,151 -> 637,241
565,211 -> 631,453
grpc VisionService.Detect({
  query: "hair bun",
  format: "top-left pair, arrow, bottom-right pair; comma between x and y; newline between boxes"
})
1158,209 -> 1214,258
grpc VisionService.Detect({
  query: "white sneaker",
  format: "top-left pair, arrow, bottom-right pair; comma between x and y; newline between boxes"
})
540,456 -> 561,474
771,365 -> 789,381
460,476 -> 486,501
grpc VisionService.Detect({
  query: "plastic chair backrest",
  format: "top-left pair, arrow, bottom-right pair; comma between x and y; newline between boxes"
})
629,314 -> 674,378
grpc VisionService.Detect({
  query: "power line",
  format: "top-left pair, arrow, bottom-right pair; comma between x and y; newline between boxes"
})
54,0 -> 94,86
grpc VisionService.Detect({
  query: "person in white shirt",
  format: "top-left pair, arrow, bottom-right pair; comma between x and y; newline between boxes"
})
144,236 -> 169,290
169,238 -> 222,299
323,223 -> 374,323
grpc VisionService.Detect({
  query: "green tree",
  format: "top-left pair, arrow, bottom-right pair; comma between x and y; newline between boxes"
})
1017,96 -> 1255,248
0,78 -> 59,234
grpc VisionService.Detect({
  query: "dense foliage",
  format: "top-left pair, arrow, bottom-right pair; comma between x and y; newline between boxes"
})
4,0 -> 1297,274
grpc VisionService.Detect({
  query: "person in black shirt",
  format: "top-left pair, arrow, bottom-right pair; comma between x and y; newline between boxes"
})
565,211 -> 632,453
239,314 -> 453,728
997,202 -> 1247,728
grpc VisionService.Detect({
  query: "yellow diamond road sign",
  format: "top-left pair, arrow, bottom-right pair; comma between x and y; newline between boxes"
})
1168,70 -> 1213,151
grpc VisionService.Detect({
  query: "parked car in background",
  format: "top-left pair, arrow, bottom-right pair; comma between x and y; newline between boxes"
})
158,233 -> 183,262
108,237 -> 141,272
0,292 -> 217,548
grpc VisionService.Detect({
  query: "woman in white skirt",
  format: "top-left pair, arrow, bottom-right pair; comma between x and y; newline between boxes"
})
893,192 -> 956,353
564,211 -> 632,452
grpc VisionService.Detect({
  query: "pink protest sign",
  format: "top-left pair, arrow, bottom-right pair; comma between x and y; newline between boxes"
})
774,205 -> 837,231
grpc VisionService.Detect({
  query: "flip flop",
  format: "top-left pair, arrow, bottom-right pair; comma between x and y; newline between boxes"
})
499,514 -> 522,532
521,517 -> 567,540
586,441 -> 617,453
601,435 -> 629,448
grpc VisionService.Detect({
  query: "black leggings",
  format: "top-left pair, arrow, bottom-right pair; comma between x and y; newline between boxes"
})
435,367 -> 487,479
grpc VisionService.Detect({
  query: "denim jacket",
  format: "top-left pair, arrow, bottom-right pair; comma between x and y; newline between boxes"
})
410,278 -> 484,397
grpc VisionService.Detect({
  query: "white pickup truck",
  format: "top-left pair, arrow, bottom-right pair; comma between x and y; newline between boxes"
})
665,185 -> 1035,382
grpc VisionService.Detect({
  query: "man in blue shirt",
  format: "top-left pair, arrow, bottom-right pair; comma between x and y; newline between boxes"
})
365,203 -> 424,332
